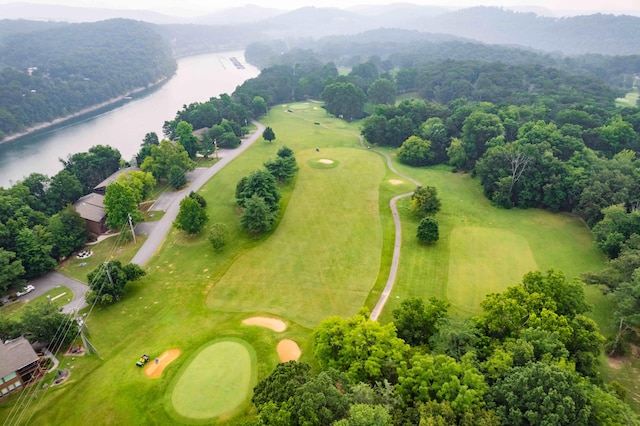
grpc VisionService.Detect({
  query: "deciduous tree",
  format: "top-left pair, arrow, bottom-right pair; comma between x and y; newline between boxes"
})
236,169 -> 281,211
86,260 -> 145,304
0,248 -> 24,293
487,362 -> 590,426
410,186 -> 441,218
48,205 -> 89,259
240,194 -> 278,233
397,136 -> 434,166
367,78 -> 396,105
20,301 -> 72,349
392,297 -> 449,347
104,181 -> 142,231
174,196 -> 208,235
262,126 -> 276,143
313,309 -> 409,384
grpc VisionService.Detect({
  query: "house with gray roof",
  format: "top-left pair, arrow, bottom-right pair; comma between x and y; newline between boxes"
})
0,337 -> 45,399
93,166 -> 140,195
72,193 -> 107,235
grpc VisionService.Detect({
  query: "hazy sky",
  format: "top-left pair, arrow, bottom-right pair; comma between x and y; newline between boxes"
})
0,0 -> 638,16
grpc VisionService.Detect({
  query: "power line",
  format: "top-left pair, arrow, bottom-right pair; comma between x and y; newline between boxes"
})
3,229 -> 130,426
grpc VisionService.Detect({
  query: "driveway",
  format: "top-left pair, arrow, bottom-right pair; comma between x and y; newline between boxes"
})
1,271 -> 89,314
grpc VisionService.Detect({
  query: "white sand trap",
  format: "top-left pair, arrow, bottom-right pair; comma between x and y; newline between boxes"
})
319,159 -> 334,164
389,179 -> 403,185
277,339 -> 301,362
242,316 -> 286,332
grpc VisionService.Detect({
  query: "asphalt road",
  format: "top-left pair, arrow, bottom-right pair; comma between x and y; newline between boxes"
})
1,271 -> 90,314
130,121 -> 265,267
0,122 -> 265,315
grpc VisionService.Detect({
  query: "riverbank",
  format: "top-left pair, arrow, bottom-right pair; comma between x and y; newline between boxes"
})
0,76 -> 170,146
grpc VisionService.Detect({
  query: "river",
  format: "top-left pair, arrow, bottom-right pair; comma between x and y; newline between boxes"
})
0,50 -> 260,188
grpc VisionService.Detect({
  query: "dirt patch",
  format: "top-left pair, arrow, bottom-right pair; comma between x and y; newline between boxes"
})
277,339 -> 301,362
242,317 -> 286,332
144,349 -> 181,378
389,179 -> 403,185
608,356 -> 627,369
319,159 -> 333,164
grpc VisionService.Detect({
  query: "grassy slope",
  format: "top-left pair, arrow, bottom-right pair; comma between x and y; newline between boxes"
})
0,102 -> 616,424
207,147 -> 384,327
374,158 -> 605,321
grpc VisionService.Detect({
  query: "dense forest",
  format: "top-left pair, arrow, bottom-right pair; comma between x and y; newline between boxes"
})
248,272 -> 640,425
0,19 -> 176,140
245,28 -> 640,90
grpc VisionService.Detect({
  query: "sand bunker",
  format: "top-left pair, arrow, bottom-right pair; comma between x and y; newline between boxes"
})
389,179 -> 403,185
277,339 -> 301,362
242,317 -> 286,332
144,349 -> 181,378
319,159 -> 334,164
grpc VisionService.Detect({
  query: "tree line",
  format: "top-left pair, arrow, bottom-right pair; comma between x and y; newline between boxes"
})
0,19 -> 177,140
248,270 -> 638,425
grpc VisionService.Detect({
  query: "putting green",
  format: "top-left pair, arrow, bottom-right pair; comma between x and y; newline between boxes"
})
166,339 -> 256,423
447,227 -> 537,314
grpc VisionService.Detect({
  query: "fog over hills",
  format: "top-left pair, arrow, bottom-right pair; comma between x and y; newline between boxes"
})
1,2 -> 640,55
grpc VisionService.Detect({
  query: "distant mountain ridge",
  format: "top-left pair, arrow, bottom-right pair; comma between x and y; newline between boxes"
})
1,3 -> 640,56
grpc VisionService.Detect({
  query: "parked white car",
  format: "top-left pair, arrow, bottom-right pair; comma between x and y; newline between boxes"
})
16,285 -> 35,297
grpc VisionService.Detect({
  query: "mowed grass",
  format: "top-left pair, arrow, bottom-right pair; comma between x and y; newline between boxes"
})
56,234 -> 146,282
447,227 -> 537,314
0,103 -> 367,425
166,339 -> 256,423
0,102 -> 615,424
0,286 -> 73,319
207,147 -> 385,327
373,159 -> 607,320
616,88 -> 639,107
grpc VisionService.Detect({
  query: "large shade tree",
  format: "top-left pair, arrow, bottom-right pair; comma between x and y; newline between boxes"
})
103,181 -> 143,231
174,196 -> 208,235
322,82 -> 366,121
86,260 -> 145,304
313,309 -> 409,384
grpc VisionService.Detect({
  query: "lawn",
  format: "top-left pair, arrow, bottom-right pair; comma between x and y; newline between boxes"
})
207,147 -> 385,327
166,338 -> 257,423
0,102 -> 615,424
447,227 -> 537,314
374,160 -> 606,320
56,234 -> 147,282
616,88 -> 639,107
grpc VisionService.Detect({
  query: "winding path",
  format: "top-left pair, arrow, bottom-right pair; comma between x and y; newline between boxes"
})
285,109 -> 420,320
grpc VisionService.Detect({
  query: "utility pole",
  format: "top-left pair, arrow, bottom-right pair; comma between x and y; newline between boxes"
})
128,213 -> 136,243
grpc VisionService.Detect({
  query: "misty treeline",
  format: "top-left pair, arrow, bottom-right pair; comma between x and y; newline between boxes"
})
0,19 -> 176,140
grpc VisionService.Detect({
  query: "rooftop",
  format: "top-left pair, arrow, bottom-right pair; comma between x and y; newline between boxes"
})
0,337 -> 39,379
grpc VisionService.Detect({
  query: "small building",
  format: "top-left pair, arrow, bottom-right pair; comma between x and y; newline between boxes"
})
93,166 -> 140,195
73,193 -> 107,235
0,337 -> 46,399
